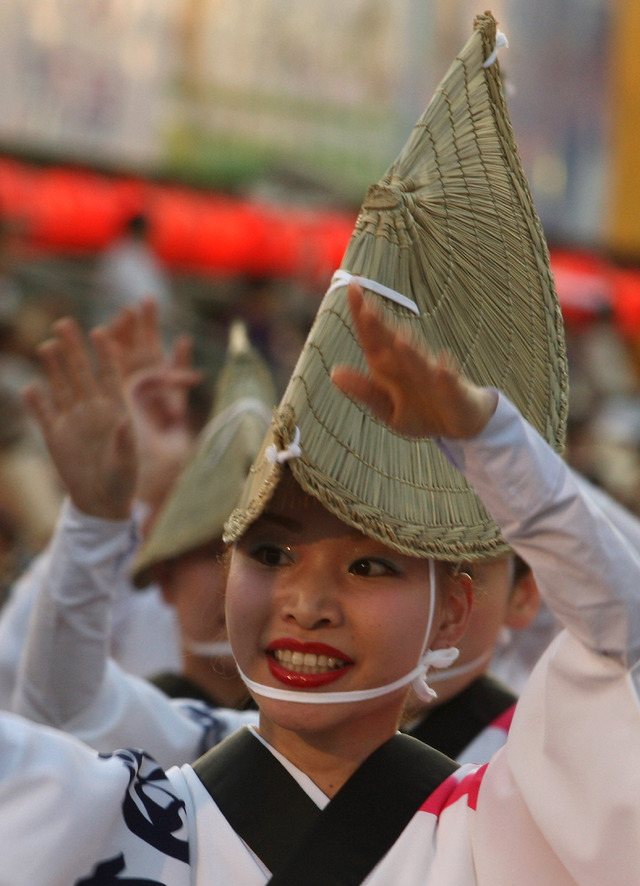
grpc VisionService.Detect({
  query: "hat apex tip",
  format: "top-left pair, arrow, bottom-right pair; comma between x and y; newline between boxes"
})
228,319 -> 250,355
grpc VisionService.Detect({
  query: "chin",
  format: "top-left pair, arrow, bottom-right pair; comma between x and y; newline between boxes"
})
258,696 -> 354,736
258,691 -> 404,744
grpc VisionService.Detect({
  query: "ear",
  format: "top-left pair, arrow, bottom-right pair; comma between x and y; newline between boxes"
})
431,571 -> 473,650
504,568 -> 540,631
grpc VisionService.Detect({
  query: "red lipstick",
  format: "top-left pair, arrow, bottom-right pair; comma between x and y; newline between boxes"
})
265,638 -> 354,689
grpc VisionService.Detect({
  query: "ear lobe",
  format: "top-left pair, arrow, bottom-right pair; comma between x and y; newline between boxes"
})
505,569 -> 540,630
431,571 -> 473,649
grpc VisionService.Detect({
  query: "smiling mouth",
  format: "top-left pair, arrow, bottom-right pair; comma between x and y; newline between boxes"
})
271,648 -> 347,675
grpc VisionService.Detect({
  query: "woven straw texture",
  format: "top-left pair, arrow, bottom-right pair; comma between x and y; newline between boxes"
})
225,12 -> 568,562
131,321 -> 276,587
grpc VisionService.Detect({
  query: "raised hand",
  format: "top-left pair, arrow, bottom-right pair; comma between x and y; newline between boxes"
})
106,299 -> 201,511
23,319 -> 137,520
108,298 -> 194,380
331,282 -> 497,440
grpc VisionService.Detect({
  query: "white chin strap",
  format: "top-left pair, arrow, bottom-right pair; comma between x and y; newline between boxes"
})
427,647 -> 493,684
237,560 -> 459,705
183,638 -> 233,658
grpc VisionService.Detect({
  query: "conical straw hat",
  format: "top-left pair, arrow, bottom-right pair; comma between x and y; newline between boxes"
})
131,320 -> 276,587
225,12 -> 568,562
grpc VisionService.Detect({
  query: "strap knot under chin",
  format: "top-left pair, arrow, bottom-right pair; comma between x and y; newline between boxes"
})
411,646 -> 460,702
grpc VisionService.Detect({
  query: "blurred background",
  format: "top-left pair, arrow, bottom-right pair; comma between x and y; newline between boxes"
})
1,0 -> 640,597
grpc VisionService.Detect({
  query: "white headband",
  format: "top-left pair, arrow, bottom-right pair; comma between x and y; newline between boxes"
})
183,638 -> 233,658
327,270 -> 420,315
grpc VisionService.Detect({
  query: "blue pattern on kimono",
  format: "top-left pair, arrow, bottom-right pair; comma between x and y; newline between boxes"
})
75,749 -> 189,885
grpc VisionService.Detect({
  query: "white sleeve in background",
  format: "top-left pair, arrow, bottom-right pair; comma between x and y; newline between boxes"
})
13,498 -> 138,727
573,470 -> 640,552
0,506 -> 180,718
12,498 -> 258,768
66,658 -> 258,768
0,548 -> 52,710
109,499 -> 181,679
109,584 -> 182,678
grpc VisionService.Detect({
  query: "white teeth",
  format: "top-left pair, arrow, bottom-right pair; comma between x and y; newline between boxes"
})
272,649 -> 347,674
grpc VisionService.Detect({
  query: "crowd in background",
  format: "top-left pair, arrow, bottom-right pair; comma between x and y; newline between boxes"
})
3,206 -> 640,613
0,209 -> 324,606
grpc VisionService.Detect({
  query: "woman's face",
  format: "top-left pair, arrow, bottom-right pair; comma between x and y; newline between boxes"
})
226,473 -> 470,745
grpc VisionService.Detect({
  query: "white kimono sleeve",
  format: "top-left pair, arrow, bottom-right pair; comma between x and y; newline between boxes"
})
0,502 -> 180,717
0,711 -> 193,886
0,547 -> 52,710
440,393 -> 640,886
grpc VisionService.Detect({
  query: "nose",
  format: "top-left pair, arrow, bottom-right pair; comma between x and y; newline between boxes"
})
278,575 -> 342,631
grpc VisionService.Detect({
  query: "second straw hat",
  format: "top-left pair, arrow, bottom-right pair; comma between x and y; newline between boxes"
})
225,12 -> 568,562
131,320 -> 276,587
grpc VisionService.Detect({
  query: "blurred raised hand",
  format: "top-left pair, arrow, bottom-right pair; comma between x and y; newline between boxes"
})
331,282 -> 497,441
106,299 -> 202,512
23,319 -> 136,520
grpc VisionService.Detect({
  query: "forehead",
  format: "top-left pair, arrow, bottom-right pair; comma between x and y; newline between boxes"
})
253,470 -> 358,545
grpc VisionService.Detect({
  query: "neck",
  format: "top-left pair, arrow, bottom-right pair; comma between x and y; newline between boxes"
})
257,714 -> 399,798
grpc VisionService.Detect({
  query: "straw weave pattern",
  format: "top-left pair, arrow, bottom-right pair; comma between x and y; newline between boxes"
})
225,12 -> 568,561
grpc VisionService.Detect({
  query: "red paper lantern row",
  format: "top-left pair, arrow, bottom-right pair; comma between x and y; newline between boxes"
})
0,156 -> 356,282
550,248 -> 640,338
2,156 -> 640,333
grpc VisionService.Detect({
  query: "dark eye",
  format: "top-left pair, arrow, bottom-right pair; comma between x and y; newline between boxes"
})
251,544 -> 291,567
349,558 -> 397,577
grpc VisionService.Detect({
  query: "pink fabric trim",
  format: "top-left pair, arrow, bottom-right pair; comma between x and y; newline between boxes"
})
419,764 -> 488,816
492,702 -> 517,733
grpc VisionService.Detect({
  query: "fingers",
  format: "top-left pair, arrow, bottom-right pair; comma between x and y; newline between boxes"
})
36,339 -> 74,411
36,318 -> 100,409
337,282 -> 497,439
22,380 -> 57,437
170,333 -> 193,371
54,318 -> 100,398
33,317 -> 126,417
90,326 -> 125,404
137,298 -> 161,358
330,366 -> 393,423
347,282 -> 420,382
108,305 -> 136,350
106,308 -> 134,378
334,282 -> 417,426
105,299 -> 163,377
129,367 -> 201,427
346,282 -> 393,363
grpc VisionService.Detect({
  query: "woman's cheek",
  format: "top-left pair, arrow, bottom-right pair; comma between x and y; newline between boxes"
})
226,572 -> 267,658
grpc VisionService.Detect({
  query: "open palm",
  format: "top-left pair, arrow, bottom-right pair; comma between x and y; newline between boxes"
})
23,318 -> 137,520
